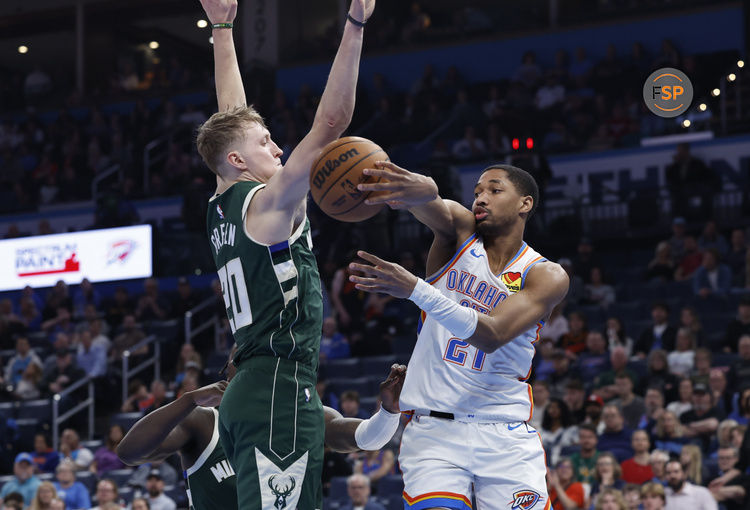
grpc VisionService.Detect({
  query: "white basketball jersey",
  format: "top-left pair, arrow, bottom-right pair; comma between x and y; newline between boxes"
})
399,234 -> 547,423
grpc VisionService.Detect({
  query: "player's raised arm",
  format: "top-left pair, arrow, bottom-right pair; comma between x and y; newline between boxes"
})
199,0 -> 245,111
356,162 -> 475,273
349,252 -> 569,354
324,364 -> 405,453
247,0 -> 374,242
116,381 -> 227,465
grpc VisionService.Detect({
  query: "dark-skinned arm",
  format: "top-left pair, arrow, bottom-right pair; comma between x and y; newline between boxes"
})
116,381 -> 227,465
349,252 -> 569,354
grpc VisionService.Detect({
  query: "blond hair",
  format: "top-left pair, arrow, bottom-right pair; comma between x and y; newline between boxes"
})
594,488 -> 627,510
640,482 -> 665,501
196,105 -> 267,175
681,444 -> 703,485
29,481 -> 57,510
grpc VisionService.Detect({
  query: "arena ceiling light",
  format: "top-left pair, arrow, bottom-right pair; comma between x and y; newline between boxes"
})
699,103 -> 707,111
149,41 -> 159,50
728,73 -> 736,82
682,119 -> 691,128
711,88 -> 721,97
17,45 -> 28,54
738,60 -> 745,68
197,19 -> 208,28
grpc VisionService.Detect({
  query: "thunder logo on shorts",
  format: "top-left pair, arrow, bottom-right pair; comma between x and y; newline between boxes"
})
510,490 -> 541,509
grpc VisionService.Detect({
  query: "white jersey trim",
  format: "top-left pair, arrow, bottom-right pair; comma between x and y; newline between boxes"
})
240,184 -> 306,247
185,408 -> 219,476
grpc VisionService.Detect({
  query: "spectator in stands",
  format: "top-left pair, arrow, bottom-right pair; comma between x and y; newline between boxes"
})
666,378 -> 693,418
674,236 -> 703,281
173,343 -> 202,389
635,303 -> 677,358
574,238 -> 599,284
91,425 -> 126,477
513,51 -> 542,88
2,492 -> 24,510
715,419 -> 739,455
709,368 -> 731,417
654,410 -> 689,455
52,460 -> 90,510
104,287 -> 133,329
724,299 -> 750,353
564,378 -> 586,424
19,297 -> 42,331
354,447 -> 396,484
530,380 -> 550,431
590,452 -> 625,503
28,481 -> 56,510
172,277 -> 199,318
585,267 -> 615,309
598,405 -> 633,462
340,391 -> 369,420
58,429 -> 93,471
121,379 -> 151,413
548,350 -> 574,398
331,254 -> 369,339
622,484 -> 641,510
535,72 -> 566,112
698,221 -> 729,257
584,394 -> 605,434
559,311 -> 588,356
678,306 -> 705,348
341,473 -> 385,510
41,307 -> 74,344
727,228 -> 748,287
135,279 -> 169,322
577,331 -> 610,383
708,446 -> 748,510
547,457 -> 586,510
131,498 -> 149,510
89,319 -> 111,353
612,372 -> 645,431
143,380 -> 170,414
605,317 -> 633,359
541,302 -> 569,344
32,434 -> 60,474
621,430 -> 654,484
692,249 -> 732,299
729,336 -> 750,390
595,347 -> 634,401
111,315 -> 146,361
571,423 -> 600,484
646,242 -> 675,283
667,217 -> 688,261
649,450 -> 670,485
668,329 -> 695,377
72,279 -> 100,318
680,444 -> 704,485
680,382 -> 721,452
664,459 -> 716,510
541,398 -> 578,466
76,330 -> 107,379
90,479 -> 118,510
641,482 -> 666,510
42,349 -> 85,397
320,316 -> 350,361
144,470 -> 175,510
13,361 -> 43,400
666,143 -> 718,221
558,258 -> 585,307
451,126 -> 487,160
0,453 -> 41,506
128,460 -> 177,489
640,386 -> 666,433
4,336 -> 42,386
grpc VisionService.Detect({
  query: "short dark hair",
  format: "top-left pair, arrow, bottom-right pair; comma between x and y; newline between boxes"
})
652,301 -> 669,313
483,164 -> 540,219
341,390 -> 360,403
579,423 -> 598,435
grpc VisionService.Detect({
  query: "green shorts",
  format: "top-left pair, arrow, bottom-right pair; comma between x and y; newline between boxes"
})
218,356 -> 324,510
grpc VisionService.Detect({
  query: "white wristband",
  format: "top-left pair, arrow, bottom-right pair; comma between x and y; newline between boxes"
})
408,278 -> 478,339
354,407 -> 401,451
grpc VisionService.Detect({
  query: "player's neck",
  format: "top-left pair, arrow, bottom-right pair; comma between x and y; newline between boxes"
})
481,227 -> 526,274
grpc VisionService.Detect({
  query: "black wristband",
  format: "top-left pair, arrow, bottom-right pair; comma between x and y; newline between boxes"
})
346,13 -> 366,27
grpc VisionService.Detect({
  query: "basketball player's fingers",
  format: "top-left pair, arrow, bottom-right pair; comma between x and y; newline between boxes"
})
353,283 -> 382,293
356,250 -> 391,268
348,263 -> 384,277
357,180 -> 400,192
364,192 -> 404,205
361,167 -> 401,180
348,274 -> 384,286
373,161 -> 408,174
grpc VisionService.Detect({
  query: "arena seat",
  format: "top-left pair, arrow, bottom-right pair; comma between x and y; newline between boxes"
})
118,486 -> 135,504
106,468 -> 135,488
16,399 -> 52,422
328,476 -> 349,501
109,413 -> 143,432
327,378 -> 375,399
324,358 -> 362,379
359,396 -> 378,415
362,355 -> 398,378
376,474 -> 404,498
76,470 -> 97,493
165,483 -> 189,508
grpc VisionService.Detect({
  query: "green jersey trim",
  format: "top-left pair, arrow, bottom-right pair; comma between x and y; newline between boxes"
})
185,408 -> 220,477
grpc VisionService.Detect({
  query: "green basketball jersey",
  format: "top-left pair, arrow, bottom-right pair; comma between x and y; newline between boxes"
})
184,408 -> 237,510
207,181 -> 323,367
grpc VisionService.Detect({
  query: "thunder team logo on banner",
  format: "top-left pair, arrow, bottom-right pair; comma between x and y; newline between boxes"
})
501,271 -> 522,293
509,490 -> 541,509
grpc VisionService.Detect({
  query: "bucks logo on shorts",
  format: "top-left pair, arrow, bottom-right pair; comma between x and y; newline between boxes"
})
268,475 -> 296,509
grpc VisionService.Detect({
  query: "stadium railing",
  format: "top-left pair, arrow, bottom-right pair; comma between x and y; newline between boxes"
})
184,295 -> 222,352
52,376 -> 94,451
121,334 -> 161,405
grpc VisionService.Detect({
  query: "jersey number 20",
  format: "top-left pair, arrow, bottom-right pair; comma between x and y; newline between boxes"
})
443,338 -> 486,371
217,257 -> 253,333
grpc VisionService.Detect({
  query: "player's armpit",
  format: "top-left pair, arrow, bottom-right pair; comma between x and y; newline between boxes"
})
470,262 -> 569,353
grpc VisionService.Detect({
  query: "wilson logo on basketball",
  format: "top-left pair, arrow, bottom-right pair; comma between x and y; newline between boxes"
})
509,490 -> 541,509
311,148 -> 361,189
501,271 -> 522,293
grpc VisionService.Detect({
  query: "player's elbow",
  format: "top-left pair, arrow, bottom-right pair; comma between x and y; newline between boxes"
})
315,105 -> 353,134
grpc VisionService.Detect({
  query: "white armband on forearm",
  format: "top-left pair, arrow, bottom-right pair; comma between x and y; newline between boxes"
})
408,278 -> 478,339
354,407 -> 401,451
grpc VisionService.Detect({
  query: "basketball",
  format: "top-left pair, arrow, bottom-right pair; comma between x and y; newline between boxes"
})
309,136 -> 389,222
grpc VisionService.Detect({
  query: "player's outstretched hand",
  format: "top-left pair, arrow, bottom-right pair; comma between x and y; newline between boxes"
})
357,161 -> 438,209
188,380 -> 229,407
348,0 -> 375,24
349,251 -> 418,299
198,0 -> 237,25
379,363 -> 406,413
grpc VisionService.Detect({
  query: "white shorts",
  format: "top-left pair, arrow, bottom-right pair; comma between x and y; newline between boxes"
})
399,415 -> 549,510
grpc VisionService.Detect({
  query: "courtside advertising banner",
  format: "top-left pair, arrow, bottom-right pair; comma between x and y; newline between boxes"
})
0,225 -> 153,291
